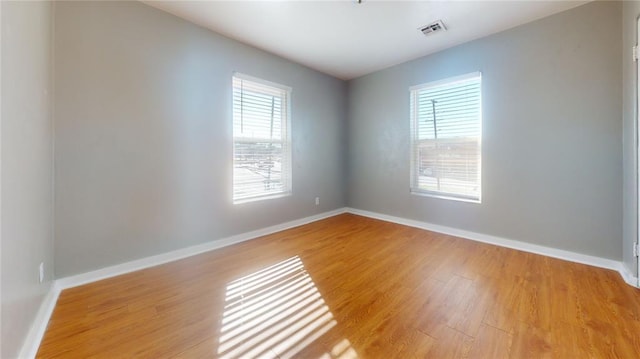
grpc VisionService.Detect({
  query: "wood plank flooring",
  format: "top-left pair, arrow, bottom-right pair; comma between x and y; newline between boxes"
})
37,214 -> 640,358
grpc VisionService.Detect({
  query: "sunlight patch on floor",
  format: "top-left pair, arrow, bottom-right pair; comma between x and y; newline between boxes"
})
217,256 -> 357,358
318,338 -> 359,359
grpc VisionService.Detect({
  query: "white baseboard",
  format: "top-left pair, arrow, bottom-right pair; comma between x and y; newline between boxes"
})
346,207 -> 638,288
19,207 -> 347,359
17,284 -> 61,359
20,206 -> 638,358
619,263 -> 639,288
56,207 -> 348,290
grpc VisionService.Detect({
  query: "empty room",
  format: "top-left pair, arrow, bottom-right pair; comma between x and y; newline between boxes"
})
3,0 -> 640,357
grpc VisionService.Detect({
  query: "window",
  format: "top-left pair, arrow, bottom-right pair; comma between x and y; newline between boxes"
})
233,74 -> 291,203
410,72 -> 482,202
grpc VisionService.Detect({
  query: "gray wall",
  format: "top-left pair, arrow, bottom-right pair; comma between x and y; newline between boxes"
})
623,0 -> 640,278
347,1 -> 623,260
1,1 -> 54,358
54,1 -> 347,277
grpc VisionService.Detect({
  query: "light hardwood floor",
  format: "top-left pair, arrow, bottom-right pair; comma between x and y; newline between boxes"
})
37,214 -> 640,358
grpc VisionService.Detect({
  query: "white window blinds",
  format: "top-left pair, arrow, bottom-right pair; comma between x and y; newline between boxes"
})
233,74 -> 292,203
410,72 -> 482,202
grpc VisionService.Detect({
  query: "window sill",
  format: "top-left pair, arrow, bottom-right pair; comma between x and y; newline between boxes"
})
410,190 -> 481,204
233,191 -> 292,205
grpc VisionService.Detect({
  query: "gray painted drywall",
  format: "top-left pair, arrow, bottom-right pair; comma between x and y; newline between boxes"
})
347,1 -> 623,260
623,0 -> 640,277
1,1 -> 54,358
53,1 -> 347,277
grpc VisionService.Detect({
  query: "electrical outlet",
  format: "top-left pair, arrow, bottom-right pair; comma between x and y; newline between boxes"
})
315,197 -> 320,206
39,262 -> 44,283
634,243 -> 639,258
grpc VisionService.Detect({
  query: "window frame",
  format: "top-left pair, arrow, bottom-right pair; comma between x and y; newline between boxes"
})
232,72 -> 292,204
409,72 -> 482,203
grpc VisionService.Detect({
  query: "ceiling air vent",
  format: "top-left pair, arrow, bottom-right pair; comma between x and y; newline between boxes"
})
419,20 -> 447,36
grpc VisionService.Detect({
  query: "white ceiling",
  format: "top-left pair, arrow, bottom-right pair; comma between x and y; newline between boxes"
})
144,1 -> 589,80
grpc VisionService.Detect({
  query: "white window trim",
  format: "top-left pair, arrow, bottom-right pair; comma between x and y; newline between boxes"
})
409,71 -> 482,203
232,72 -> 292,204
233,72 -> 292,93
409,72 -> 481,92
